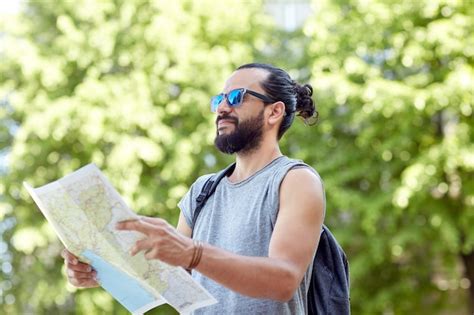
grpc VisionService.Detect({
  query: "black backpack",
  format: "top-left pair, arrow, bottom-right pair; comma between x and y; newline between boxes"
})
191,163 -> 350,315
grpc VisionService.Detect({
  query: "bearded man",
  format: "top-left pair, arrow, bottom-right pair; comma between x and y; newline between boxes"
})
63,63 -> 324,314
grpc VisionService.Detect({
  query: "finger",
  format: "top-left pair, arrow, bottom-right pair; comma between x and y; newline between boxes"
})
61,249 -> 78,265
115,219 -> 156,235
67,268 -> 97,280
130,238 -> 154,256
69,277 -> 99,288
139,216 -> 167,226
66,260 -> 93,272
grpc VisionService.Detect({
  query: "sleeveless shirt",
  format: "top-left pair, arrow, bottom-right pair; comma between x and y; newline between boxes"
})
178,156 -> 325,314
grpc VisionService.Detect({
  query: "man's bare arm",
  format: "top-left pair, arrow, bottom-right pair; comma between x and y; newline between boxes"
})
190,168 -> 324,301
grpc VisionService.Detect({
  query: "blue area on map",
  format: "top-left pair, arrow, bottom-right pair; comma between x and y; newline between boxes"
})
82,250 -> 156,313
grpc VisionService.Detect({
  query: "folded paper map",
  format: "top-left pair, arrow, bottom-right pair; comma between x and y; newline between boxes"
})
23,164 -> 216,314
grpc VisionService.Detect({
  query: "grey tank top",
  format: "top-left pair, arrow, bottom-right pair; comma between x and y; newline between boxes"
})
178,156 -> 325,315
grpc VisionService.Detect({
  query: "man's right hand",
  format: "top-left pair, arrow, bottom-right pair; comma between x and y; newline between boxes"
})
61,249 -> 99,288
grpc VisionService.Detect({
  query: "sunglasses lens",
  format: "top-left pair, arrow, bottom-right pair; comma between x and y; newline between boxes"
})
227,89 -> 243,107
211,94 -> 224,112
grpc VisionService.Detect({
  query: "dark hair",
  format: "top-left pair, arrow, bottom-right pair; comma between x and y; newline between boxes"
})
236,63 -> 317,139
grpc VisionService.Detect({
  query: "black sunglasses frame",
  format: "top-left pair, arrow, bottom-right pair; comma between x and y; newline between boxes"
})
243,89 -> 275,104
211,88 -> 275,112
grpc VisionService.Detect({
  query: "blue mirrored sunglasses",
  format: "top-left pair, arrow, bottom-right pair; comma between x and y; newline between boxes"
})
210,88 -> 274,112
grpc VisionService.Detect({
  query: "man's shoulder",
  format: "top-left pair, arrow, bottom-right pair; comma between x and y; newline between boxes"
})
279,158 -> 324,199
284,167 -> 322,188
191,173 -> 216,191
179,173 -> 215,210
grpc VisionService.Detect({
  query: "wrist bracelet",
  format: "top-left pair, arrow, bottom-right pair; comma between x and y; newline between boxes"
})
188,240 -> 203,269
187,241 -> 198,270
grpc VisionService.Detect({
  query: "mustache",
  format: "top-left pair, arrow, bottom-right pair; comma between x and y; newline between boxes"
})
216,115 -> 238,125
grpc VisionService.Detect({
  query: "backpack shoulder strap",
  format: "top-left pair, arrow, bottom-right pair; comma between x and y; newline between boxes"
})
191,162 -> 236,237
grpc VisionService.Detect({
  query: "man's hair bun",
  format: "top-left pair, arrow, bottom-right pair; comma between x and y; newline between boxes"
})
295,83 -> 318,125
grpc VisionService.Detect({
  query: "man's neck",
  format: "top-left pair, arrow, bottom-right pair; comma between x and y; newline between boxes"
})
228,140 -> 282,183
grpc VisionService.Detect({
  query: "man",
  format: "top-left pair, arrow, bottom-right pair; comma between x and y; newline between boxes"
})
63,63 -> 325,314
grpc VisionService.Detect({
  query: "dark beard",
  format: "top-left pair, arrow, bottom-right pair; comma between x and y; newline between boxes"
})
214,110 -> 264,155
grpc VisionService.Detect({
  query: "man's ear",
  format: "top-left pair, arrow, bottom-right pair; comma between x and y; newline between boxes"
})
267,101 -> 286,126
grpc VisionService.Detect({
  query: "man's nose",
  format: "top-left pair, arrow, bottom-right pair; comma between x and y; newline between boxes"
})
216,98 -> 233,115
